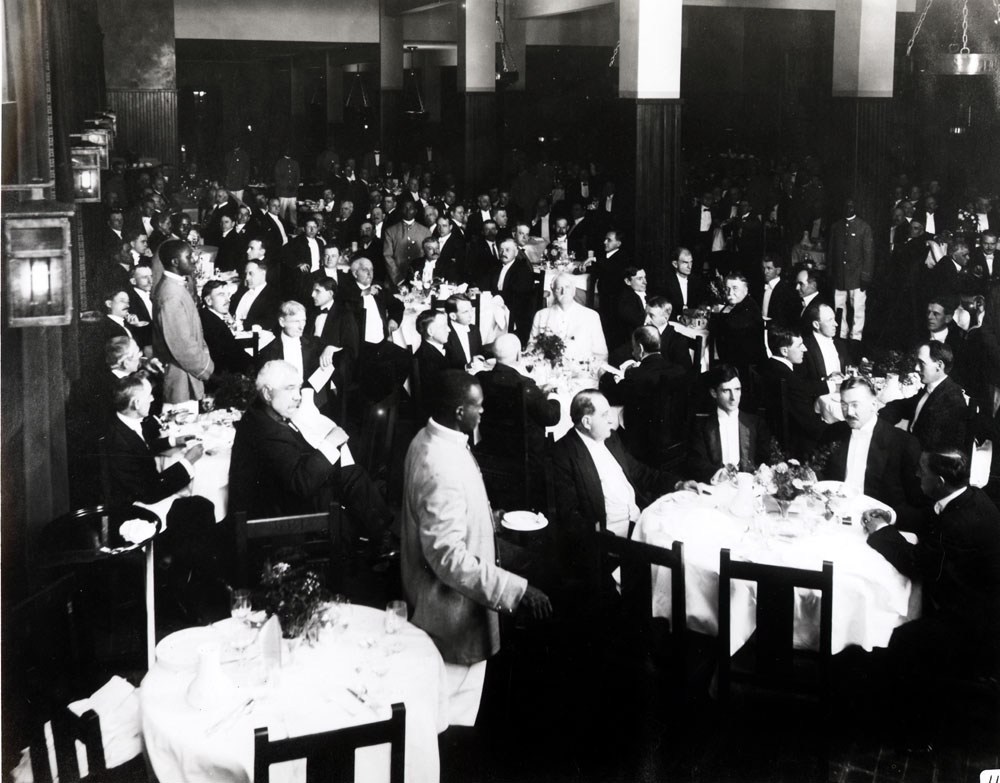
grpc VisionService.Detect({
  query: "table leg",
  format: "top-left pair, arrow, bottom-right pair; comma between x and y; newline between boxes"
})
145,540 -> 156,669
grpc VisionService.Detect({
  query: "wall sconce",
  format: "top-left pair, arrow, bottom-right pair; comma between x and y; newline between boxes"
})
71,144 -> 102,202
3,202 -> 75,327
374,149 -> 381,166
72,129 -> 110,169
426,146 -> 433,162
84,118 -> 115,157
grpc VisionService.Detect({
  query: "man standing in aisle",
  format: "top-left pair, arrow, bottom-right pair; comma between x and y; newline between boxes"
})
828,198 -> 873,341
153,240 -> 214,403
401,371 -> 552,722
274,149 -> 300,230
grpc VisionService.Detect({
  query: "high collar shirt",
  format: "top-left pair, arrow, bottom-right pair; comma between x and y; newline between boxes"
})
845,415 -> 877,494
717,408 -> 741,467
577,430 -> 639,538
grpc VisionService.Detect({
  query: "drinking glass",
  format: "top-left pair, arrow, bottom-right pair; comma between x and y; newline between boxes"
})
230,589 -> 252,625
384,600 -> 408,634
333,595 -> 352,630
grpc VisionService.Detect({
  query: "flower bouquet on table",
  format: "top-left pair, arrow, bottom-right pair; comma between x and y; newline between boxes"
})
679,306 -> 710,330
754,459 -> 817,519
261,562 -> 330,643
531,329 -> 566,368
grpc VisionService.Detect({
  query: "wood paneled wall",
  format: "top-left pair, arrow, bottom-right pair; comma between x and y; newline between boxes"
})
106,88 -> 179,165
463,92 -> 497,194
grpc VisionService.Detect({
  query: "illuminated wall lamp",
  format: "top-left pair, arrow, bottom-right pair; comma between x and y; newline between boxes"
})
71,144 -> 102,202
3,203 -> 75,327
74,128 -> 110,169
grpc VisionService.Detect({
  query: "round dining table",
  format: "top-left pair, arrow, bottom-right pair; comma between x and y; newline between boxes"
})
140,606 -> 449,783
634,483 -> 920,655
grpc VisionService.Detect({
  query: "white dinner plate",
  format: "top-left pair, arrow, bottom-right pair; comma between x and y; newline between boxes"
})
501,511 -> 547,532
155,627 -> 225,672
812,480 -> 858,498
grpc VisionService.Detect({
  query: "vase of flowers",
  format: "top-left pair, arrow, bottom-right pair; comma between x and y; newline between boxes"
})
532,330 -> 567,367
261,562 -> 329,643
754,459 -> 817,518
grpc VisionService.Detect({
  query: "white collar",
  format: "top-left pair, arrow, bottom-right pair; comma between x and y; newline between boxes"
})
451,321 -> 470,334
716,408 -> 740,422
766,277 -> 780,290
427,416 -> 470,445
934,486 -> 967,515
163,270 -> 187,283
107,314 -> 126,326
403,219 -> 415,227
850,415 -> 878,437
774,356 -> 793,369
116,412 -> 144,438
924,374 -> 947,395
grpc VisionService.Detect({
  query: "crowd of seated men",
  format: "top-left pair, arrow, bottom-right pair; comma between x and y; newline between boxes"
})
67,148 -> 1000,742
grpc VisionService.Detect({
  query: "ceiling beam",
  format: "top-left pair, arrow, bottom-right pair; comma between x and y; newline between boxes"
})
387,0 -> 455,15
514,0 -> 914,16
515,0 -> 612,18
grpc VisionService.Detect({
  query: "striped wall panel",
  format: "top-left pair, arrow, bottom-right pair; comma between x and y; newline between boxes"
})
106,88 -> 178,165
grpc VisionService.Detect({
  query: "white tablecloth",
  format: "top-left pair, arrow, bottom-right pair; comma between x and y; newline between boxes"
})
141,606 -> 449,783
393,291 -> 508,352
522,361 -> 620,439
634,486 -> 920,655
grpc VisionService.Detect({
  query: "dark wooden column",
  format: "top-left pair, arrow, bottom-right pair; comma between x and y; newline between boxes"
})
463,93 -> 497,194
630,99 -> 682,293
380,88 -> 402,166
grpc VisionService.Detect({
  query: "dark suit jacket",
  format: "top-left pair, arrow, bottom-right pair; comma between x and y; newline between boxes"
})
214,229 -> 247,274
756,278 -> 801,327
614,290 -> 647,346
199,308 -> 253,376
686,410 -> 771,482
475,362 -> 560,463
444,323 -> 483,368
598,352 -> 688,464
331,277 -> 404,362
488,258 -> 536,346
552,430 -> 676,587
711,297 -> 765,369
760,358 -> 828,458
127,287 -> 154,344
587,249 -> 630,321
229,402 -> 339,517
820,419 -> 927,526
879,375 -> 968,452
257,334 -> 328,407
413,341 -> 453,405
104,415 -> 191,506
801,332 -> 851,383
412,254 -> 467,286
435,233 -> 467,276
203,200 -> 240,244
283,234 -> 328,304
229,284 -> 280,333
867,487 -> 1000,669
663,272 -> 709,319
259,211 -> 291,253
468,238 -> 502,289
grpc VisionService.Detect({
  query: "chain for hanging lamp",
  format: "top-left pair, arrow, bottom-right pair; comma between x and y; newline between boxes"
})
495,0 -> 518,80
906,0 -> 935,56
608,41 -> 620,68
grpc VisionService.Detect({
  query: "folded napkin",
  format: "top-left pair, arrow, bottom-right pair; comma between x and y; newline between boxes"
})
162,400 -> 198,420
260,615 -> 283,669
119,518 -> 156,545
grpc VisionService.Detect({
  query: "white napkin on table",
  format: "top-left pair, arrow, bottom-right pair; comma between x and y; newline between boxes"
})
119,518 -> 156,545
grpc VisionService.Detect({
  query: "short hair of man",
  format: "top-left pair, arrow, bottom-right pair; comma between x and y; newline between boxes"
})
421,236 -> 437,251
201,279 -> 227,302
762,251 -> 784,269
246,257 -> 269,273
646,295 -> 671,313
839,375 -> 877,397
920,340 -> 954,374
158,238 -> 188,269
924,449 -> 970,487
724,272 -> 748,286
112,374 -> 148,413
416,309 -> 441,338
795,264 -> 819,288
706,364 -> 740,389
124,227 -> 145,244
324,241 -> 342,254
104,285 -> 128,305
927,294 -> 958,313
430,370 -> 480,423
279,300 -> 305,318
804,301 -> 826,328
256,359 -> 299,394
951,238 -> 970,254
314,276 -> 336,294
623,266 -> 641,281
632,325 -> 660,354
350,257 -> 373,274
104,336 -> 134,368
608,229 -> 625,243
444,293 -> 471,315
671,246 -> 690,262
767,325 -> 801,355
569,389 -> 603,426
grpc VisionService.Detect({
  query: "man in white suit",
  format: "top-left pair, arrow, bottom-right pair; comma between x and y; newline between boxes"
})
401,371 -> 551,721
153,240 -> 214,402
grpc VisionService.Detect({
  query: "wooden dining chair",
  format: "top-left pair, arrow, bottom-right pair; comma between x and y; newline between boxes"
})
532,268 -> 547,312
231,503 -> 343,588
717,548 -> 833,708
253,703 -> 405,783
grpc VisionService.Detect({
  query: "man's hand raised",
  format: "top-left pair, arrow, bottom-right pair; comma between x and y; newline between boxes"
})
517,585 -> 553,621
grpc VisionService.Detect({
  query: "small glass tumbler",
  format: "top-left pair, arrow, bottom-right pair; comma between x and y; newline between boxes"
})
384,600 -> 408,634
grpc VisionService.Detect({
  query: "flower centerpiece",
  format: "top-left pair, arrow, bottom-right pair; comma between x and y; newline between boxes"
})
260,562 -> 330,641
754,459 -> 817,518
532,329 -> 566,367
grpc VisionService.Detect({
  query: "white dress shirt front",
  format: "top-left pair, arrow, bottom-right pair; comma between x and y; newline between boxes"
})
451,322 -> 472,364
358,285 -> 385,343
280,334 -> 304,376
233,284 -> 265,322
845,416 -> 877,494
761,278 -> 779,319
717,409 -> 741,467
578,432 -> 639,537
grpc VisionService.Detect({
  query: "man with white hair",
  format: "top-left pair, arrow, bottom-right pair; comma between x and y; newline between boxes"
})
529,273 -> 608,365
229,360 -> 397,558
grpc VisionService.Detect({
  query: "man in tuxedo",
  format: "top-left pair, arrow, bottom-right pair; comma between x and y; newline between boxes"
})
794,266 -> 824,325
761,326 -> 828,458
257,300 -> 330,409
468,219 -> 502,289
879,341 -> 968,453
413,310 -> 456,416
599,326 -> 688,465
146,211 -> 175,255
229,360 -> 396,556
801,302 -> 850,389
635,297 -> 693,370
230,258 -> 280,333
153,240 -> 214,403
200,280 -> 252,378
383,200 -> 431,286
330,200 -> 360,247
102,209 -> 125,259
551,390 -> 685,599
444,294 -> 483,368
565,201 -> 592,259
124,264 -> 155,351
828,198 -> 874,340
710,273 -> 765,376
584,229 -> 630,334
914,195 -> 947,237
863,449 -> 1000,744
434,214 -> 465,273
529,197 -> 554,242
466,192 -> 493,239
926,295 -> 966,374
475,333 -> 560,471
260,197 -> 291,252
931,238 -> 981,300
611,266 -> 648,348
686,365 -> 771,482
819,376 -> 926,524
757,253 -> 799,328
489,238 -> 536,346
514,222 -> 546,266
283,217 -> 326,304
204,188 -> 240,245
663,247 -> 708,320
214,215 -> 244,273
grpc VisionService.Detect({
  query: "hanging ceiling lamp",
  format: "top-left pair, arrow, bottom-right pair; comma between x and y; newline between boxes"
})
906,0 -> 1000,75
403,46 -> 427,116
495,0 -> 519,86
345,70 -> 371,111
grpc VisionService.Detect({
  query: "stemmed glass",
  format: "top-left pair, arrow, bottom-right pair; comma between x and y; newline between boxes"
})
231,589 -> 252,625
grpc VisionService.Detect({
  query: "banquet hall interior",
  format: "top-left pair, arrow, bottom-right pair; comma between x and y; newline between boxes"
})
2,0 -> 1000,781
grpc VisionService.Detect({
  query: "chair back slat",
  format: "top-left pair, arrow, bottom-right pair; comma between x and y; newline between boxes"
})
254,703 -> 406,783
232,504 -> 341,587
